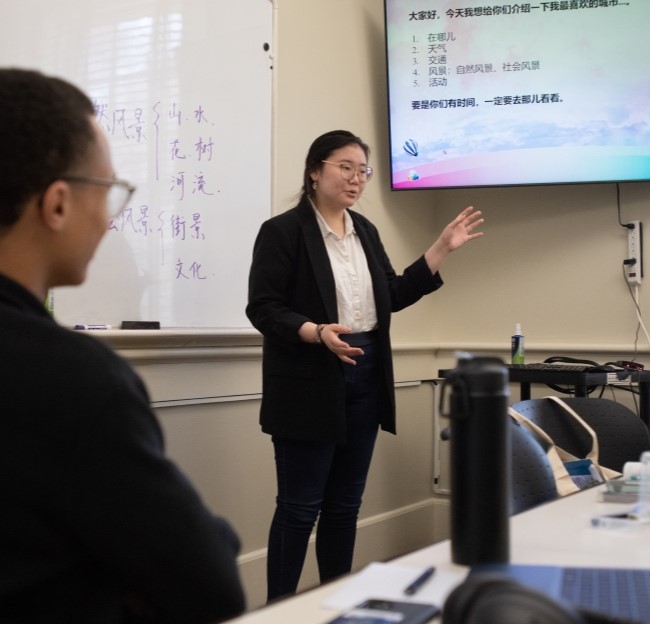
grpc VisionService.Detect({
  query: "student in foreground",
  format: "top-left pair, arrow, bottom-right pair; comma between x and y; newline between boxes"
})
0,68 -> 245,623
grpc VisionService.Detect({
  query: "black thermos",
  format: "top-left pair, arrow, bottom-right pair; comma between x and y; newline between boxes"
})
447,355 -> 510,565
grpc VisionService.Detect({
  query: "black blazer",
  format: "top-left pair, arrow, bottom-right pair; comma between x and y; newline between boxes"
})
246,199 -> 443,443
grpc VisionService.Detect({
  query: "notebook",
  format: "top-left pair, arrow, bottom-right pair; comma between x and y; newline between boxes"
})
471,564 -> 650,623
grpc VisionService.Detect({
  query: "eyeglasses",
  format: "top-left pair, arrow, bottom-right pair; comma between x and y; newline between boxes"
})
321,160 -> 374,182
60,175 -> 136,218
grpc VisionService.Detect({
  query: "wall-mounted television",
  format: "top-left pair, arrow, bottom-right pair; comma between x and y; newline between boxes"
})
384,1 -> 650,190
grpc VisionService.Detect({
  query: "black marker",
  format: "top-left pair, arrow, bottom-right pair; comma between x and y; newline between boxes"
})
404,566 -> 436,595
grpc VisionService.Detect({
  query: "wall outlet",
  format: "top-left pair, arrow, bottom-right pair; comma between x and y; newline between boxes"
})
626,220 -> 643,284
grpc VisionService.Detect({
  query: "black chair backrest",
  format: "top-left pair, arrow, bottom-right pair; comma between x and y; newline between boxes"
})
509,418 -> 558,515
511,397 -> 650,473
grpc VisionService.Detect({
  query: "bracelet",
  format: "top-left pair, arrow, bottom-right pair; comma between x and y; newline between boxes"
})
315,324 -> 326,344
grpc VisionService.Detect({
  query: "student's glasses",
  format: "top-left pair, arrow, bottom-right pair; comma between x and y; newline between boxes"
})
61,175 -> 136,218
321,160 -> 374,182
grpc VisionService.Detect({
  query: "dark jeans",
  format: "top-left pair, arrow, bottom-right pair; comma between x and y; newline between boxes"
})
266,338 -> 380,602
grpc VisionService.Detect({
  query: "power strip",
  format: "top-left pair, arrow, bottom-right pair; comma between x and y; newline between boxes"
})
626,220 -> 643,284
607,373 -> 639,386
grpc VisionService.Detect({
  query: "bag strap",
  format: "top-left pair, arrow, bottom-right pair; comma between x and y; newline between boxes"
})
508,407 -> 581,496
545,396 -> 599,463
544,396 -> 621,480
509,407 -> 565,452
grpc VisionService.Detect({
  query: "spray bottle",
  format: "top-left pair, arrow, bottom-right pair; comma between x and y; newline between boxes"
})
511,323 -> 524,364
45,289 -> 54,317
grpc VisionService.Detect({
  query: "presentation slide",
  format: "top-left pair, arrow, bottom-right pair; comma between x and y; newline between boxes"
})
385,1 -> 650,189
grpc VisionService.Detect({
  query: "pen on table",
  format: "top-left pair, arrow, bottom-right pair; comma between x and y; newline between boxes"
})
73,324 -> 112,330
404,566 -> 436,595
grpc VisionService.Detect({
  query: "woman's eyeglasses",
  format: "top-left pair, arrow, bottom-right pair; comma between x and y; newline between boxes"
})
60,175 -> 136,218
321,160 -> 374,182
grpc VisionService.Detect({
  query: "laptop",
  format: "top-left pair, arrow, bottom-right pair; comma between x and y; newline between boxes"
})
471,564 -> 650,623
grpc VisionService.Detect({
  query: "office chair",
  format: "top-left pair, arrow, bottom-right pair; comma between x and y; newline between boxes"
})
511,397 -> 650,473
441,418 -> 557,515
509,418 -> 558,515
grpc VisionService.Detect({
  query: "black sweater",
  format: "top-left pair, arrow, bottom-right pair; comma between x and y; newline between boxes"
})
0,274 -> 245,623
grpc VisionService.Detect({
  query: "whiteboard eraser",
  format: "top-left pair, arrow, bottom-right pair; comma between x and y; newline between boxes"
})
121,321 -> 161,330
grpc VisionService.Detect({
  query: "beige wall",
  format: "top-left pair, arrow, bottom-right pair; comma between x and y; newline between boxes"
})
273,0 -> 650,355
110,346 -> 445,610
105,0 -> 650,612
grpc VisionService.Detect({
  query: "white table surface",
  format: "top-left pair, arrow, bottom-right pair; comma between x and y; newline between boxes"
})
227,486 -> 649,623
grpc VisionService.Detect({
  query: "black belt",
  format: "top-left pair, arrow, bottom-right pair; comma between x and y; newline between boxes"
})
344,330 -> 379,347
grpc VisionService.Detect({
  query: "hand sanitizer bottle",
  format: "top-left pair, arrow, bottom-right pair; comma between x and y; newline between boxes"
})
45,289 -> 54,316
637,451 -> 650,520
511,323 -> 524,364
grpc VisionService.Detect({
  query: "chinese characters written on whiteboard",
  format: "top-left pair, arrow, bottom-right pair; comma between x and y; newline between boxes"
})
94,98 -> 216,281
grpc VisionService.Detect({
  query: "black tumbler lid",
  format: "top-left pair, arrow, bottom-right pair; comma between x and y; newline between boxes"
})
450,354 -> 509,396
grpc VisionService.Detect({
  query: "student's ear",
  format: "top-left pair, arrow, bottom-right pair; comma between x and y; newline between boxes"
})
39,180 -> 72,231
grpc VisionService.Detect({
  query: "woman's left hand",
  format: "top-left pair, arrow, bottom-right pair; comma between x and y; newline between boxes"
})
439,205 -> 484,252
424,205 -> 484,273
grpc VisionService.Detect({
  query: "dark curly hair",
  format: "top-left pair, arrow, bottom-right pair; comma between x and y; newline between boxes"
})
299,130 -> 370,203
0,68 -> 96,226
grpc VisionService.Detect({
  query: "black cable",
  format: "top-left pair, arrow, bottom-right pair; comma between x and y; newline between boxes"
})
544,355 -> 600,367
542,356 -> 602,395
540,356 -> 641,417
616,183 -> 634,230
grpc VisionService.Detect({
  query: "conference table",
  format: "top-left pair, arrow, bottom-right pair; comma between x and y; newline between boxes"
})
226,485 -> 650,623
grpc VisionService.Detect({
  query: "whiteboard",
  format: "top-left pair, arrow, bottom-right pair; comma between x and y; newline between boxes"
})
0,0 -> 273,330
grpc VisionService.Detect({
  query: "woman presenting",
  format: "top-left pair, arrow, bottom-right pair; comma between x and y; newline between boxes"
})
246,130 -> 483,602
